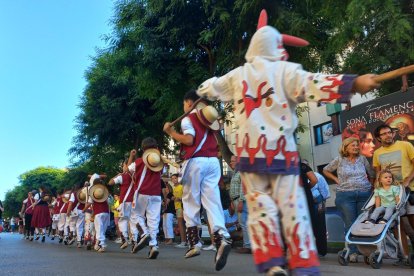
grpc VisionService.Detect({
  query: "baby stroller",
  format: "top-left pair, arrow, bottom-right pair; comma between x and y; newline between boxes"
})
337,185 -> 414,269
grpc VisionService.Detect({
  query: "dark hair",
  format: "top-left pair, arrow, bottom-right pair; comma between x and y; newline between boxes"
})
93,178 -> 103,185
171,173 -> 179,178
141,137 -> 158,151
183,89 -> 199,102
374,124 -> 392,140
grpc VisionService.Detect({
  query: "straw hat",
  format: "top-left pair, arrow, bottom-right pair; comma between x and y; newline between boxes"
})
62,191 -> 71,203
142,148 -> 164,172
196,105 -> 220,131
77,187 -> 88,204
89,184 -> 109,203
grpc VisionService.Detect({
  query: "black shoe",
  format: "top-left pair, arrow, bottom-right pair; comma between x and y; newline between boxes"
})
214,235 -> 232,271
64,237 -> 68,245
86,241 -> 92,250
30,236 -> 34,241
41,236 -> 45,243
51,236 -> 55,241
59,238 -> 63,243
35,236 -> 40,240
148,246 -> 159,259
132,234 -> 150,253
120,239 -> 129,249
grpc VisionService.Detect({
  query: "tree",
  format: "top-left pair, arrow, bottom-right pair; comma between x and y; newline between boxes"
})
2,167 -> 66,217
70,0 -> 414,172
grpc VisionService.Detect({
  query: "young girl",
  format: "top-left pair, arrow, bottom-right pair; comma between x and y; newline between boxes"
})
366,170 -> 400,224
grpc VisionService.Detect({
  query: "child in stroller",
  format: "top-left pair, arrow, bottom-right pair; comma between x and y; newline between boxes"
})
338,170 -> 414,269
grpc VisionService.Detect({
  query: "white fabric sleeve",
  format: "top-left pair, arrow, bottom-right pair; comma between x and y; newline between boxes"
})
197,68 -> 238,102
114,175 -> 123,185
34,193 -> 40,200
23,198 -> 28,204
88,197 -> 93,204
128,163 -> 136,174
181,117 -> 195,137
69,193 -> 75,203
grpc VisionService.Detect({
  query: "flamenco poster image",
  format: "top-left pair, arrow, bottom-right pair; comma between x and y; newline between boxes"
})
340,87 -> 414,159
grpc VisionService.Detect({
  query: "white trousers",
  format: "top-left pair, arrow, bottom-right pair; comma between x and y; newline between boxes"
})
69,215 -> 77,232
182,157 -> 228,237
52,214 -> 60,230
118,202 -> 138,241
94,212 -> 110,247
130,194 -> 161,246
84,212 -> 95,241
58,213 -> 67,234
75,212 -> 85,241
163,213 -> 174,239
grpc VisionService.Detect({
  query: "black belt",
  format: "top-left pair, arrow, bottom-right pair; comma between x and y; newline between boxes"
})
232,196 -> 240,201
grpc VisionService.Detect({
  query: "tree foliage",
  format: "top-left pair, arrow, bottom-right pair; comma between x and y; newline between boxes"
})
2,167 -> 66,217
65,0 -> 414,180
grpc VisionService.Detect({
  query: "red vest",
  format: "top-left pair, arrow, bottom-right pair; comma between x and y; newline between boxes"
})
133,158 -> 161,196
60,200 -> 69,213
92,201 -> 109,215
53,197 -> 62,214
70,192 -> 85,211
120,172 -> 134,202
25,197 -> 35,215
180,112 -> 218,160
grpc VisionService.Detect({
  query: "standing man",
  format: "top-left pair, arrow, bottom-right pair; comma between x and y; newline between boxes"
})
373,124 -> 414,263
163,90 -> 232,271
229,155 -> 251,254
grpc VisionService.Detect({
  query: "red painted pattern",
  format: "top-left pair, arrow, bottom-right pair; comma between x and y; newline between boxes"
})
320,75 -> 344,102
286,223 -> 320,269
251,219 -> 285,266
242,81 -> 267,118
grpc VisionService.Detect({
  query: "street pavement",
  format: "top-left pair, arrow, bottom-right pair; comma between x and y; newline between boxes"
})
0,232 -> 413,275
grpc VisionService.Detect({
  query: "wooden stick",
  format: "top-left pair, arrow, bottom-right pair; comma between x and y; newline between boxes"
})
170,98 -> 203,125
373,65 -> 414,83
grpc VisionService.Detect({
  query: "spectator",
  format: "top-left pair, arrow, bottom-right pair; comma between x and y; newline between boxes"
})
224,202 -> 242,242
323,137 -> 375,262
229,155 -> 251,254
311,172 -> 330,257
372,124 -> 414,265
10,216 -> 16,233
171,174 -> 187,249
0,200 -> 4,227
162,184 -> 175,245
111,194 -> 122,243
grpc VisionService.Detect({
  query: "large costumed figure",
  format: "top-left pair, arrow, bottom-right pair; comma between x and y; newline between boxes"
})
196,10 -> 381,276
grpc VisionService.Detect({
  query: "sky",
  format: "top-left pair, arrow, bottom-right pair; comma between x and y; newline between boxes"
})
0,0 -> 114,200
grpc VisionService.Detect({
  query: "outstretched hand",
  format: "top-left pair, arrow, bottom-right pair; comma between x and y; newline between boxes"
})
353,74 -> 381,95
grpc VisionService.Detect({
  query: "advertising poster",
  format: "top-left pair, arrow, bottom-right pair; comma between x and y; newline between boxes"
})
340,87 -> 414,161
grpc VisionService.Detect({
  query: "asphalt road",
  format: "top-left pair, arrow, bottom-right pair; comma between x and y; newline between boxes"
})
0,233 -> 413,275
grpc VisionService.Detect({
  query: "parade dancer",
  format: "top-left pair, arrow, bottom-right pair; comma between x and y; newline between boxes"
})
163,91 -> 232,271
108,160 -> 139,251
84,174 -> 110,253
127,137 -> 163,259
195,10 -> 380,276
66,183 -> 86,248
50,194 -> 61,240
31,186 -> 52,243
60,189 -> 72,244
20,191 -> 35,240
